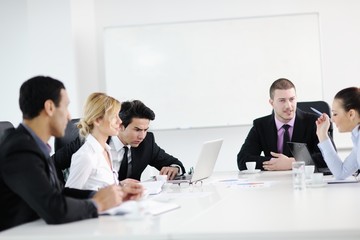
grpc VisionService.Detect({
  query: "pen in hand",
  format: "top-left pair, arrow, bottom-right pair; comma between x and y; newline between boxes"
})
310,107 -> 323,116
311,107 -> 332,122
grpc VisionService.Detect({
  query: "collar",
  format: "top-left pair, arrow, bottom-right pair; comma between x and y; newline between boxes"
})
110,136 -> 131,152
21,123 -> 51,157
274,115 -> 295,131
351,124 -> 360,140
86,134 -> 111,154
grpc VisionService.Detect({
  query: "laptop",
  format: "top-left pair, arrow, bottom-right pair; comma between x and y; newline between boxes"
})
169,139 -> 223,184
287,142 -> 332,175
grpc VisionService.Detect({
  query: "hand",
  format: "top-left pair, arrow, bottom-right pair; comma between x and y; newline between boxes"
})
92,184 -> 123,212
120,178 -> 144,201
160,166 -> 179,180
316,113 -> 330,142
262,152 -> 295,171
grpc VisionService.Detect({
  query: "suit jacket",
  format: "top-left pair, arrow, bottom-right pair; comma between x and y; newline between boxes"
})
53,132 -> 186,182
237,109 -> 327,171
0,125 -> 97,231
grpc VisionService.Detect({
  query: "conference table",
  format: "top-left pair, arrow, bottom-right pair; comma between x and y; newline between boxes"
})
1,171 -> 360,240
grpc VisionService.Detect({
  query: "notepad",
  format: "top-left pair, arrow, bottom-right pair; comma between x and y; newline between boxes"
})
141,199 -> 180,215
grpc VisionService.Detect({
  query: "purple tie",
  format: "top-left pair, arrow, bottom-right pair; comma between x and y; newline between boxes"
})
282,124 -> 290,156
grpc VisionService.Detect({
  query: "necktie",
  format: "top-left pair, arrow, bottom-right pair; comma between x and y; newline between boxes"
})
118,146 -> 128,181
282,124 -> 290,156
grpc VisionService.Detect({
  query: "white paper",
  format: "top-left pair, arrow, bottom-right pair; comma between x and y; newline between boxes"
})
100,199 -> 179,216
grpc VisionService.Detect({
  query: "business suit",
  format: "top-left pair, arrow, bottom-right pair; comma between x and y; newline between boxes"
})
237,109 -> 327,171
123,132 -> 185,180
0,125 -> 97,231
53,132 -> 186,182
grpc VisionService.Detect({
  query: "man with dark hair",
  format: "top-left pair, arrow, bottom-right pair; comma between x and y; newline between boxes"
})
54,100 -> 185,182
0,76 -> 136,231
237,78 -> 328,171
110,100 -> 185,180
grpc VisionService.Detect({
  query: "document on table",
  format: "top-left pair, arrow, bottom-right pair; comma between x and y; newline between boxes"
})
140,181 -> 165,195
217,179 -> 273,189
100,199 -> 180,216
325,176 -> 360,184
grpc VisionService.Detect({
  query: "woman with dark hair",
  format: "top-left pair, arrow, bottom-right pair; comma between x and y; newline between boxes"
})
316,87 -> 360,179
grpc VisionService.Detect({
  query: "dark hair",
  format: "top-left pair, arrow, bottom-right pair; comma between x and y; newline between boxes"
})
19,76 -> 65,119
334,87 -> 360,114
119,100 -> 155,128
269,78 -> 296,99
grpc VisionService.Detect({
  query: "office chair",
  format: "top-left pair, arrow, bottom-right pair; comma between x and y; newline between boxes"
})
54,118 -> 80,152
297,101 -> 333,139
0,121 -> 14,144
54,118 -> 80,183
297,101 -> 336,175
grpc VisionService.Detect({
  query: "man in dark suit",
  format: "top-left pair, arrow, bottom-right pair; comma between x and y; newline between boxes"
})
237,78 -> 328,171
0,76 -> 139,231
54,100 -> 186,182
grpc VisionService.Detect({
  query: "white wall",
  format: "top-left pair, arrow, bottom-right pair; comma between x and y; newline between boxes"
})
0,0 -> 358,177
0,0 -> 27,125
0,0 -> 79,125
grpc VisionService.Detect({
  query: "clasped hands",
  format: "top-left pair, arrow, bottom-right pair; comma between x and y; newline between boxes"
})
262,152 -> 295,171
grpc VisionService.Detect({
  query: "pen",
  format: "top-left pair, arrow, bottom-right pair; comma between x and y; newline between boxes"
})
310,107 -> 323,116
310,107 -> 332,123
236,182 -> 264,186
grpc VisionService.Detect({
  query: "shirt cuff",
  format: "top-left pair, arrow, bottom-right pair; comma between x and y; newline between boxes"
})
170,164 -> 183,175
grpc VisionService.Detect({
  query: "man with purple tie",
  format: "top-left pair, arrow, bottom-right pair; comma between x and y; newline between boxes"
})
237,78 -> 328,171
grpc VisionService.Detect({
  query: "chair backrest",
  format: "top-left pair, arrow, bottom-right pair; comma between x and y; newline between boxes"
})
54,118 -> 80,152
297,101 -> 333,138
0,121 -> 14,143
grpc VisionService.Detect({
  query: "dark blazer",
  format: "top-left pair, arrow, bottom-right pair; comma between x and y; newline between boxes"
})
53,132 -> 186,182
0,125 -> 97,231
237,109 -> 327,171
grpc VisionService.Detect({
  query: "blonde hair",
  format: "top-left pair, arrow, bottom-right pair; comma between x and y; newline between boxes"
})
78,92 -> 121,138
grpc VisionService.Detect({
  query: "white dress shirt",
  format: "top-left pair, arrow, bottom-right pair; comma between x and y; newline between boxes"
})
108,136 -> 182,177
65,134 -> 118,190
109,136 -> 131,174
318,124 -> 360,179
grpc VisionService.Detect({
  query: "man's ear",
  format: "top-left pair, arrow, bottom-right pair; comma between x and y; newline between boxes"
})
269,99 -> 274,108
44,100 -> 55,117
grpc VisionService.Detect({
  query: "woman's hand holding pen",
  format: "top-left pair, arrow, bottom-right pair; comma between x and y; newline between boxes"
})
315,113 -> 331,142
120,178 -> 144,201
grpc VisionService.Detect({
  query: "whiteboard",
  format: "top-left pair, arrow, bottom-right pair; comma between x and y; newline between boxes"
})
104,13 -> 323,129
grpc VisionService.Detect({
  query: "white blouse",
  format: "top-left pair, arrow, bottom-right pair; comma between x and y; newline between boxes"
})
318,124 -> 360,180
65,134 -> 118,190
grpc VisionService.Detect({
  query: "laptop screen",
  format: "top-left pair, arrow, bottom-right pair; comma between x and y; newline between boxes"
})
190,139 -> 223,182
171,139 -> 223,183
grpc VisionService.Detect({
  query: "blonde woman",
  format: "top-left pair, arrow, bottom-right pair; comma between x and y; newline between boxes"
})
65,93 -> 122,190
